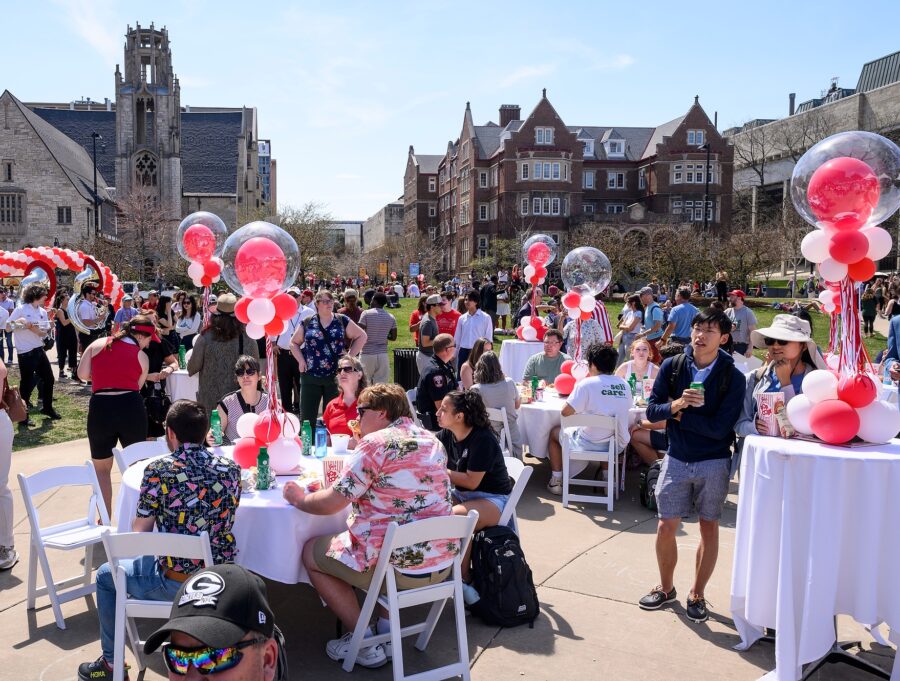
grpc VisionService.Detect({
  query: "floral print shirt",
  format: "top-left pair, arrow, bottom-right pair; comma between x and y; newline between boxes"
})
301,314 -> 348,378
330,417 -> 457,572
136,444 -> 242,575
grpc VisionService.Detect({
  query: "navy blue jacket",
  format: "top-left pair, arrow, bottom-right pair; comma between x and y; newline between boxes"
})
645,346 -> 745,463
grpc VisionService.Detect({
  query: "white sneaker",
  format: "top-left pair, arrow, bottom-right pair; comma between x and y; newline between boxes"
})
0,546 -> 19,570
546,478 -> 563,495
325,631 -> 387,668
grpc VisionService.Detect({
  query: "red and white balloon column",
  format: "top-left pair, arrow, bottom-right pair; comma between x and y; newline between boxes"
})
515,234 -> 558,342
554,246 -> 612,397
788,131 -> 900,444
177,212 -> 228,325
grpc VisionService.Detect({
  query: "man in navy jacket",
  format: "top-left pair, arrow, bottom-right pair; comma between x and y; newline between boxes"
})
639,308 -> 745,623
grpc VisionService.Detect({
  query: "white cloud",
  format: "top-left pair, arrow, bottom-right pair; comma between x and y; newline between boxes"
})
499,64 -> 556,88
53,0 -> 120,65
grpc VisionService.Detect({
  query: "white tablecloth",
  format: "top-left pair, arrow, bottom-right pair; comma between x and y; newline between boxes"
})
730,435 -> 900,680
880,383 -> 898,405
114,447 -> 350,584
167,370 -> 199,402
499,340 -> 544,382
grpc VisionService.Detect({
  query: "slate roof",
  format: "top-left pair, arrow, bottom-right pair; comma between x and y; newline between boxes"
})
474,124 -> 504,158
856,50 -> 900,93
29,107 -> 117,184
639,115 -> 685,159
412,154 -> 442,174
569,125 -> 657,161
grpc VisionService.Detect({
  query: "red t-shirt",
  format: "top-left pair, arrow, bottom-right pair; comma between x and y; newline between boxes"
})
436,309 -> 461,337
323,397 -> 358,437
409,310 -> 423,345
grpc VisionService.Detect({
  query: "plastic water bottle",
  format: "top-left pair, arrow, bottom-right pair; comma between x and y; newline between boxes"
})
210,410 -> 222,446
256,447 -> 270,490
883,362 -> 895,386
177,344 -> 186,370
301,420 -> 312,457
315,419 -> 328,459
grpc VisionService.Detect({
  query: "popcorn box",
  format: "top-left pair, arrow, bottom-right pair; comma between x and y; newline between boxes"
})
323,455 -> 346,487
755,392 -> 784,436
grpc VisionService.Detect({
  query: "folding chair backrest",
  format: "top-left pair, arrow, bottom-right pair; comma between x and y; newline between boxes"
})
384,513 -> 478,559
485,406 -> 513,455
18,462 -> 110,532
102,530 -> 214,569
561,413 -> 617,436
113,440 -> 170,475
498,458 -> 532,528
406,388 -> 421,426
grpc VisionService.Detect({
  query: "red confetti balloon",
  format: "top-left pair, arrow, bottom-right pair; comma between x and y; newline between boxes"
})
560,360 -> 575,375
554,373 -> 576,396
828,230 -> 868,264
807,156 -> 880,228
528,242 -> 552,266
837,374 -> 877,409
234,237 -> 287,298
809,399 -> 860,444
183,224 -> 216,261
233,437 -> 263,468
272,292 -> 299,320
234,296 -> 251,324
848,257 -> 876,282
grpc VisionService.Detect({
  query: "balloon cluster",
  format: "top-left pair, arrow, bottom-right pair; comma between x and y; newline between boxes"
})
515,235 -> 558,341
178,212 -> 228,288
232,410 -> 304,474
787,131 -> 900,444
554,358 -> 590,397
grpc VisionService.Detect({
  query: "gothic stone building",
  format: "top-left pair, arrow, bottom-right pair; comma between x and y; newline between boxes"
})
404,91 -> 732,275
0,23 -> 271,254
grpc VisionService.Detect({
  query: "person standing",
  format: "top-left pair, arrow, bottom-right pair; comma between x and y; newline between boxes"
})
634,286 -> 664,364
77,284 -> 103,355
591,295 -> 615,345
415,295 -> 441,376
338,289 -> 363,325
415,334 -> 458,430
9,283 -> 59,428
480,275 -> 499,329
616,294 -> 644,367
453,291 -> 494,375
639,308 -> 745,623
174,295 -> 202,350
0,289 -> 14,364
659,287 -> 699,346
436,291 -> 462,338
112,294 -> 138,333
715,269 -> 728,303
357,292 -> 396,384
725,290 -> 758,358
54,290 -> 78,380
276,290 -> 312,414
0,355 -> 15,570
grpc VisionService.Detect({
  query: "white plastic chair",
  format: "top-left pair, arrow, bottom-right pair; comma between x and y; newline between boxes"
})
102,530 -> 214,681
559,414 -> 620,511
342,510 -> 479,680
406,388 -> 422,427
485,406 -> 515,458
112,439 -> 170,475
498,457 -> 532,532
18,461 -> 111,629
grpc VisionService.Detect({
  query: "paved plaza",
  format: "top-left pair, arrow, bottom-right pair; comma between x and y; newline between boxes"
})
1,437 -> 894,680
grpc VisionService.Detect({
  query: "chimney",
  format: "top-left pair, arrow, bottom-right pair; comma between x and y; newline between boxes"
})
789,92 -> 796,116
105,98 -> 111,111
499,104 -> 521,127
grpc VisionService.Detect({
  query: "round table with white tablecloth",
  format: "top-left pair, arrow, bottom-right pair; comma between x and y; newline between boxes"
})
166,369 -> 199,402
730,435 -> 900,680
499,340 -> 544,382
114,446 -> 350,584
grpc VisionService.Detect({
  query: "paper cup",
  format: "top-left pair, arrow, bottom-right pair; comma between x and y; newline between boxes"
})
323,455 -> 346,486
331,434 -> 350,454
642,379 -> 654,401
755,392 -> 783,435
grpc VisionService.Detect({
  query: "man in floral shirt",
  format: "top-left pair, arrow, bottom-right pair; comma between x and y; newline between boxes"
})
284,384 -> 455,670
78,400 -> 242,681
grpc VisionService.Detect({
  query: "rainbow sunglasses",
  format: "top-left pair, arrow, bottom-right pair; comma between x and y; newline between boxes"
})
162,637 -> 266,676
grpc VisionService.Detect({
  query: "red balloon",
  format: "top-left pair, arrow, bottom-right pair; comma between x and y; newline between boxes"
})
535,265 -> 548,280
203,259 -> 222,278
272,292 -> 299,320
535,326 -> 546,341
529,275 -> 540,285
562,291 -> 581,310
807,157 -> 880,228
848,257 -> 876,282
234,237 -> 287,298
200,275 -> 212,287
560,359 -> 575,375
391,271 -> 397,278
529,316 -> 543,330
809,399 -> 860,444
828,230 -> 868,264
528,242 -> 552,266
826,281 -> 842,291
264,317 -> 285,337
233,437 -> 262,468
234,296 -> 251,324
516,327 -> 525,340
554,373 -> 576,396
580,310 -> 592,321
183,224 -> 216,261
253,413 -> 282,444
837,374 -> 877,409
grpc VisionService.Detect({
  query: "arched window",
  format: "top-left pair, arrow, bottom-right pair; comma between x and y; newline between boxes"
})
134,152 -> 158,187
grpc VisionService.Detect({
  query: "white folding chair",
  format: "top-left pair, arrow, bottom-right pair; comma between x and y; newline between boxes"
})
102,530 -> 214,681
559,414 -> 620,511
342,511 -> 479,681
485,406 -> 515,458
406,388 -> 422,427
112,439 -> 170,475
18,461 -> 111,629
498,457 -> 532,532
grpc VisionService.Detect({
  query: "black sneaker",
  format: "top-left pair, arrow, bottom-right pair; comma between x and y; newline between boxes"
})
41,408 -> 62,420
686,594 -> 709,623
77,656 -> 128,681
639,585 -> 677,610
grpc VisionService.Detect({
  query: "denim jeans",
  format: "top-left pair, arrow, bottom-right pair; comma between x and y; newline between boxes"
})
96,555 -> 182,663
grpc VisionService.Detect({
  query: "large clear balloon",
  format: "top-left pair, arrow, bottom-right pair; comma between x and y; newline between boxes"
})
221,222 -> 300,298
560,247 -> 611,295
522,234 -> 559,267
791,131 -> 900,229
176,211 -> 229,263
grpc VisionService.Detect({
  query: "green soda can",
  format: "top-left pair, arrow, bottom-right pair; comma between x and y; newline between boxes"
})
689,381 -> 705,406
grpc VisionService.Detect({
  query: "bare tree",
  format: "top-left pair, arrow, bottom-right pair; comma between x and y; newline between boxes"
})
271,202 -> 334,274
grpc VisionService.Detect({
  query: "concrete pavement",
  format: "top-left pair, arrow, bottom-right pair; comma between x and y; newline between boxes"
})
1,438 -> 894,680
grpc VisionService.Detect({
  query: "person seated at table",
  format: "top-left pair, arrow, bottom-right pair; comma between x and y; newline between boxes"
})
459,336 -> 492,389
546,344 -> 631,496
522,329 -> 570,384
77,400 -> 242,681
614,338 -> 660,383
323,356 -> 367,440
284,384 -> 455,670
628,342 -> 684,466
471,351 -> 523,458
436,390 -> 511,582
735,314 -> 825,437
415,333 -> 458,430
212,355 -> 270,445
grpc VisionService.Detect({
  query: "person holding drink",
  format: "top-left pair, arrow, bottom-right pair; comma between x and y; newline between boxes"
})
9,283 -> 59,428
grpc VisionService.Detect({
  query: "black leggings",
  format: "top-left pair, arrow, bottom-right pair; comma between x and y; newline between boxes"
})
87,392 -> 148,459
57,328 -> 78,370
863,315 -> 875,334
19,347 -> 54,411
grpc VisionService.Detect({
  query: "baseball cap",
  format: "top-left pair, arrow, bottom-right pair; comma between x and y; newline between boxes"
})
728,289 -> 746,299
301,289 -> 314,298
208,294 -> 218,304
639,286 -> 654,296
286,287 -> 301,297
123,294 -> 134,302
426,294 -> 441,306
145,564 -> 274,653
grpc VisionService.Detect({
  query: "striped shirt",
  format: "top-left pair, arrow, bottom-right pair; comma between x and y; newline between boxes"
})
591,300 -> 614,344
358,307 -> 397,355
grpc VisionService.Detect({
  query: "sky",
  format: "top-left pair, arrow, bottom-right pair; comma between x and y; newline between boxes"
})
3,0 -> 899,220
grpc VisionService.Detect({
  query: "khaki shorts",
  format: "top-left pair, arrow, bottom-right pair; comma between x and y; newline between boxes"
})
312,534 -> 452,593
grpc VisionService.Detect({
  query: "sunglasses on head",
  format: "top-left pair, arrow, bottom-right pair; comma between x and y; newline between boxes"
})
235,368 -> 258,377
763,338 -> 790,346
162,637 -> 265,676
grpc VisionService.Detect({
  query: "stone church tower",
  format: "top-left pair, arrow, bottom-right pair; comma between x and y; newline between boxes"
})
114,23 -> 182,221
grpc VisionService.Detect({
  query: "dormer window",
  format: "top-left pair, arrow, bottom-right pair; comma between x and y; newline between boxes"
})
583,140 -> 594,156
535,127 -> 554,145
607,140 -> 624,156
687,129 -> 705,146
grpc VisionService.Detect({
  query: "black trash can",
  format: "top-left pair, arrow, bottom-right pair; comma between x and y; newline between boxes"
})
393,348 -> 420,390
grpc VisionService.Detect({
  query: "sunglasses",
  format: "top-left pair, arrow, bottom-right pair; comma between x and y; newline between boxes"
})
235,368 -> 258,377
337,366 -> 358,373
763,338 -> 790,347
162,637 -> 265,676
356,405 -> 370,417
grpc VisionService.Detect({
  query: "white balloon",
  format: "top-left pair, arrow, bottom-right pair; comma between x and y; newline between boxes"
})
568,307 -> 580,320
571,361 -> 590,380
817,258 -> 848,283
801,230 -> 831,263
523,264 -> 536,279
247,297 -> 276,326
818,290 -> 832,303
579,294 -> 595,313
823,302 -> 836,313
861,226 -> 892,261
268,437 -> 302,474
520,316 -> 532,328
187,261 -> 205,280
857,400 -> 900,443
801,369 -> 838,403
236,412 -> 258,439
825,353 -> 839,370
785,394 -> 814,434
191,276 -> 205,288
522,325 -> 538,341
246,322 -> 265,339
280,412 -> 301,438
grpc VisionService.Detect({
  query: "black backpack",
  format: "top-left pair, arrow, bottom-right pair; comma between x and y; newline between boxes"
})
468,525 -> 539,628
639,460 -> 662,511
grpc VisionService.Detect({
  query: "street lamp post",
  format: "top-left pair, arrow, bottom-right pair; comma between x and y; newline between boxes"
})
700,142 -> 712,230
90,132 -> 102,236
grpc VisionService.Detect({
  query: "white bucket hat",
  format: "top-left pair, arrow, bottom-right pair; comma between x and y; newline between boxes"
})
750,314 -> 826,369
